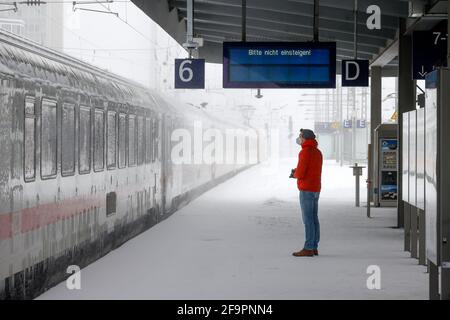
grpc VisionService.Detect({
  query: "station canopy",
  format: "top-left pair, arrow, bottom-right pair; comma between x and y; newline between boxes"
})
132,0 -> 448,75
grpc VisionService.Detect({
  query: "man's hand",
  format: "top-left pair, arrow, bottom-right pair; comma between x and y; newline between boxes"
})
289,169 -> 296,179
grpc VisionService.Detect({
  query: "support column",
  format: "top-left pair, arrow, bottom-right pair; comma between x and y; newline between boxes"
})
411,207 -> 418,258
397,18 -> 416,229
441,0 -> 450,300
186,0 -> 194,44
369,66 -> 382,205
418,208 -> 426,265
313,0 -> 319,41
241,0 -> 246,41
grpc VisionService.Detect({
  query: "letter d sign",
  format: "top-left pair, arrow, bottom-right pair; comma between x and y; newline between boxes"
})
342,60 -> 369,87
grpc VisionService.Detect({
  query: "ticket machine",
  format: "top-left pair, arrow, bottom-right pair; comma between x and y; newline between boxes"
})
373,124 -> 398,207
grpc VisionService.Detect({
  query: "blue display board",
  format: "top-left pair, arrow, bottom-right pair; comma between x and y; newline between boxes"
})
223,42 -> 336,88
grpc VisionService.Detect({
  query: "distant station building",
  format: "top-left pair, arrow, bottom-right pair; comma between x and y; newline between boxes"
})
0,3 -> 63,50
0,18 -> 25,36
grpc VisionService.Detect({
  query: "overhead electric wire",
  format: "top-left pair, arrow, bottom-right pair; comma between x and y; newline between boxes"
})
36,6 -> 143,68
1,0 -> 183,51
0,0 -> 187,85
51,46 -> 181,52
94,0 -> 157,46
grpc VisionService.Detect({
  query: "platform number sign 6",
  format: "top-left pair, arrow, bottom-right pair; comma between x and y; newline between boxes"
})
179,60 -> 194,82
175,59 -> 205,89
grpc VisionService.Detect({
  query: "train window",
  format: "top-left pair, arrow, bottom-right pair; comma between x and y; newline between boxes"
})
128,115 -> 136,166
94,109 -> 105,171
62,103 -> 75,176
24,97 -> 36,182
79,106 -> 91,174
118,113 -> 127,168
107,111 -> 117,169
145,117 -> 152,163
41,99 -> 57,178
137,116 -> 144,165
25,97 -> 35,115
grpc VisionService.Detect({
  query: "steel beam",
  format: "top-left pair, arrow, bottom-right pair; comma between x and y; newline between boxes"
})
370,38 -> 399,67
288,0 -> 408,17
177,0 -> 405,23
175,3 -> 397,41
193,20 -> 386,53
197,29 -> 374,59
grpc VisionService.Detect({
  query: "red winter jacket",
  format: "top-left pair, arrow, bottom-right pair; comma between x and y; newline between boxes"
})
294,139 -> 323,192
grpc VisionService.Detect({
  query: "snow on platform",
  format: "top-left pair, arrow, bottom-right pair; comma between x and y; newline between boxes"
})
37,159 -> 428,300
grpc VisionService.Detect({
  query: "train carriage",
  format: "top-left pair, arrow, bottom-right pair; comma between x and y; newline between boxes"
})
0,30 -> 261,299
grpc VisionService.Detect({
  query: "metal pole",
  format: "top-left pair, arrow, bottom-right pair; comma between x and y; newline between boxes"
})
353,0 -> 358,59
352,0 -> 358,165
366,179 -> 371,216
339,83 -> 344,166
187,0 -> 194,43
356,175 -> 360,207
186,0 -> 194,58
313,0 -> 319,41
242,0 -> 247,42
352,90 -> 356,163
355,163 -> 360,207
367,143 -> 371,217
448,0 -> 450,67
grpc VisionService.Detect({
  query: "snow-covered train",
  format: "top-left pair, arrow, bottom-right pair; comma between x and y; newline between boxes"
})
0,30 -> 262,299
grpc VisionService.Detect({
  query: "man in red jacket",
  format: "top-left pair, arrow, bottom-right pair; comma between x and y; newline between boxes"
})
291,129 -> 323,257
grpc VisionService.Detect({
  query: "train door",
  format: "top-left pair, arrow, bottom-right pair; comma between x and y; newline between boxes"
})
106,102 -> 118,218
160,114 -> 175,216
11,81 -> 33,249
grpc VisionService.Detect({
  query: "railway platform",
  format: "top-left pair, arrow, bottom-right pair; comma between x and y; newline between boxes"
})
37,159 -> 427,300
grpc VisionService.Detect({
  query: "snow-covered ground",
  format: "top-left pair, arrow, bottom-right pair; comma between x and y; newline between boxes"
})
37,159 -> 428,300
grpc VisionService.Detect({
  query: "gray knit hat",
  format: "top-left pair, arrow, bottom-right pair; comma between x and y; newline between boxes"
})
300,128 -> 316,140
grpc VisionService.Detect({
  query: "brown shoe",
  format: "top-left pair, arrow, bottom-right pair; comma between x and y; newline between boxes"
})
313,250 -> 318,256
292,249 -> 314,257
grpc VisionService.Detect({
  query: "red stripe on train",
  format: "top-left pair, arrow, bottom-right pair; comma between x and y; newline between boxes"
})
0,213 -> 12,239
20,197 -> 104,233
0,185 -> 154,240
0,197 -> 104,240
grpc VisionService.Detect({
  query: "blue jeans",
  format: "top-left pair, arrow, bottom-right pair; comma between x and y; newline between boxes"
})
299,191 -> 320,250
